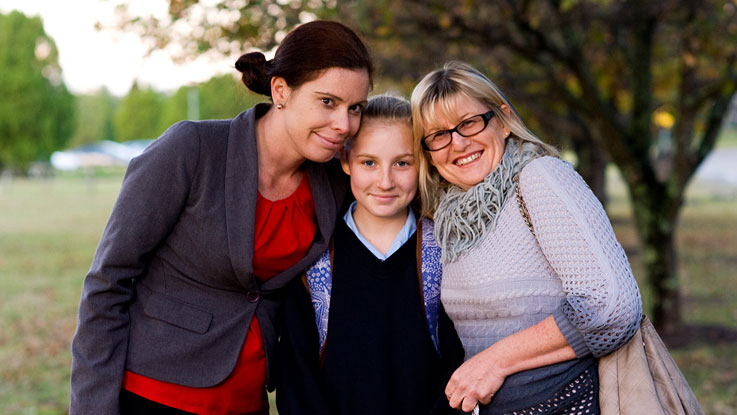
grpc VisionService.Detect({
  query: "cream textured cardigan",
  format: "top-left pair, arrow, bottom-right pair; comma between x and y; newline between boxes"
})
440,156 -> 642,360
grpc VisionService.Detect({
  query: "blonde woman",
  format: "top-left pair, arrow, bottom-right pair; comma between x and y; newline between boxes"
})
410,61 -> 642,415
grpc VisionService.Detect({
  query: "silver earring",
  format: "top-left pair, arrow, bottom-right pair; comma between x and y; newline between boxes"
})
276,103 -> 284,110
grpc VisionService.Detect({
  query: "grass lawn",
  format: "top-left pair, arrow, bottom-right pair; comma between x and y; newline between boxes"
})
0,162 -> 735,414
0,173 -> 122,413
606,167 -> 737,415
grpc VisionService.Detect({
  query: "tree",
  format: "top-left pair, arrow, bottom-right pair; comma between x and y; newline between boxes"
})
158,74 -> 265,131
109,0 -> 610,201
350,0 -> 737,333
198,74 -> 264,119
114,81 -> 164,141
70,88 -> 118,147
159,86 -> 190,131
110,0 -> 337,60
0,11 -> 76,172
115,0 -> 737,332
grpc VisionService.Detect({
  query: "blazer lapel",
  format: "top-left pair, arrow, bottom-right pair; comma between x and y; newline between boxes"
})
224,106 -> 262,292
224,104 -> 340,294
307,160 -> 337,257
259,160 -> 337,293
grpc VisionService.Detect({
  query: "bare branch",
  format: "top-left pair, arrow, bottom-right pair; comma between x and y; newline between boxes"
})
694,69 -> 737,168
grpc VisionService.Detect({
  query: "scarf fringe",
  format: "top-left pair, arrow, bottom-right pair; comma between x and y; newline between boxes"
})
435,139 -> 545,263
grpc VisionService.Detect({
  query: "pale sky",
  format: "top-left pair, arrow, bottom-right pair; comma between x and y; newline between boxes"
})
0,0 -> 236,96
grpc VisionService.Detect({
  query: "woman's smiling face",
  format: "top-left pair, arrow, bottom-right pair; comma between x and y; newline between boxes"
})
424,94 -> 508,190
279,67 -> 370,162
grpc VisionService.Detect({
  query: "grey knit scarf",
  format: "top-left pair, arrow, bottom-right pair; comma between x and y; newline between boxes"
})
434,138 -> 545,263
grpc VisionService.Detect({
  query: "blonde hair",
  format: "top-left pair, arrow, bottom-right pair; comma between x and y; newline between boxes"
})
410,61 -> 558,217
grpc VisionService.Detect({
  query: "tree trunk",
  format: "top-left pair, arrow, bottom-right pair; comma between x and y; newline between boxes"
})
570,137 -> 608,208
629,188 -> 682,334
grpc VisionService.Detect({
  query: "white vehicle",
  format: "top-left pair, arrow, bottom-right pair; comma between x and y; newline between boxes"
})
51,139 -> 154,171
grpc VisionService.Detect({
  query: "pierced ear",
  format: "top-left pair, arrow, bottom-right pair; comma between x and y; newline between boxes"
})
271,76 -> 290,105
497,104 -> 513,137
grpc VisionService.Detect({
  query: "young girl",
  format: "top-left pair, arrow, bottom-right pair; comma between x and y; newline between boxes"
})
276,95 -> 464,415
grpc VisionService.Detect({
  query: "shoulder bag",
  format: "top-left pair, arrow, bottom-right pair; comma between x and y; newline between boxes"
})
513,174 -> 704,415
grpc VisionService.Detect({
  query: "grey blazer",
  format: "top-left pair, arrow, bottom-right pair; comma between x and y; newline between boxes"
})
69,104 -> 348,414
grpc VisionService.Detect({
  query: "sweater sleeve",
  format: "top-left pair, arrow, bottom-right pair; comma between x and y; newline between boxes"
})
69,121 -> 201,415
519,157 -> 642,358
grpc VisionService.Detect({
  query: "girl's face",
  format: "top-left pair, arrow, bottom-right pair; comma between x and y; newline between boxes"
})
341,121 -> 418,224
423,94 -> 509,190
277,67 -> 370,163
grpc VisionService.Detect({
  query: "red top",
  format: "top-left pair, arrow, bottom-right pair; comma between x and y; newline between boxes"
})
123,175 -> 316,414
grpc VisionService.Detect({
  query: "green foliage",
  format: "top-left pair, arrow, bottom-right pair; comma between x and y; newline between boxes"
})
198,74 -> 264,119
334,0 -> 737,328
113,0 -> 339,59
113,81 -> 164,141
108,0 -> 737,327
70,88 -> 119,146
158,75 -> 264,131
158,86 -> 190,132
82,73 -> 265,144
0,11 -> 76,172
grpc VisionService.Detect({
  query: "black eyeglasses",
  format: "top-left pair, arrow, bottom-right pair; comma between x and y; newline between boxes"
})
421,110 -> 495,151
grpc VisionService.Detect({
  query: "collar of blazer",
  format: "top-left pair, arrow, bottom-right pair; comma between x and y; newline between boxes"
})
224,103 -> 338,295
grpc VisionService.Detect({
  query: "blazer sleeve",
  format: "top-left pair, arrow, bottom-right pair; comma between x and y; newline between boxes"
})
275,278 -> 331,415
519,157 -> 642,358
69,121 -> 201,415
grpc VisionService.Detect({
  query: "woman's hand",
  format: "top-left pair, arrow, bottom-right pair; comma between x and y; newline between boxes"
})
445,315 -> 578,412
445,346 -> 507,412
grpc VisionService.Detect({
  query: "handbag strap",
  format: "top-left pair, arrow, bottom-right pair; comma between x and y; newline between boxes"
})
513,173 -> 536,237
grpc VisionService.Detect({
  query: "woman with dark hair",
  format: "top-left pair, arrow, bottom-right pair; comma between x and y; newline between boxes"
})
70,20 -> 373,415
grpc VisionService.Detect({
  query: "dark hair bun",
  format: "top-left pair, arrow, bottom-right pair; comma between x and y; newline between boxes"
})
235,52 -> 272,97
